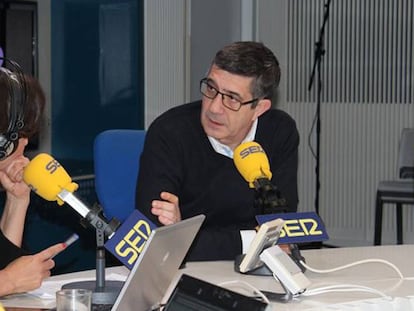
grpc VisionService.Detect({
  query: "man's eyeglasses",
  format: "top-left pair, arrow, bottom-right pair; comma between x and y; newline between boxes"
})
199,78 -> 259,112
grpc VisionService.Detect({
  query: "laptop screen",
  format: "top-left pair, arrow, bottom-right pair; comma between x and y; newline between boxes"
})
111,214 -> 205,311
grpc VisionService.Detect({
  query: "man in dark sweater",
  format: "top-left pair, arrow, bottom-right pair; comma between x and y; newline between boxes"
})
136,41 -> 299,261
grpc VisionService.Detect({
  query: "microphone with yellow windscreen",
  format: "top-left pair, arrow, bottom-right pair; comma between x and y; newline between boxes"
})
23,153 -> 119,237
233,141 -> 287,213
23,153 -> 78,206
233,141 -> 272,188
23,153 -> 122,303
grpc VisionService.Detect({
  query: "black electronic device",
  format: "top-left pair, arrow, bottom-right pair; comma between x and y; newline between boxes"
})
0,57 -> 26,160
163,274 -> 271,311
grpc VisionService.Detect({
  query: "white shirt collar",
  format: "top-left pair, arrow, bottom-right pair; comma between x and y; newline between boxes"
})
208,119 -> 258,158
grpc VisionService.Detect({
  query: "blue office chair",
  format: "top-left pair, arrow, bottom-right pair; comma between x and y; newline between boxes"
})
94,129 -> 146,222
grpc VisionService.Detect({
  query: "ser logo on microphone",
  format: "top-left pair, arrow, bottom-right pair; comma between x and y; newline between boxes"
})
45,159 -> 61,174
238,144 -> 264,159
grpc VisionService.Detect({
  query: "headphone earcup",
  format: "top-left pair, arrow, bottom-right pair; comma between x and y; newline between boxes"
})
0,57 -> 25,160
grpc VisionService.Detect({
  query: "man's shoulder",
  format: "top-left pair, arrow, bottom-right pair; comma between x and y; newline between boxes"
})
159,100 -> 201,118
257,108 -> 299,142
147,100 -> 202,135
261,108 -> 297,127
153,100 -> 201,124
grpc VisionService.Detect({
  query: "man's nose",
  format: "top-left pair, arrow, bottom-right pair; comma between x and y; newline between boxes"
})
208,94 -> 225,113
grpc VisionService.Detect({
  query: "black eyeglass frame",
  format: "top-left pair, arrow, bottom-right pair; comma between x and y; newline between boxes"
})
199,78 -> 260,112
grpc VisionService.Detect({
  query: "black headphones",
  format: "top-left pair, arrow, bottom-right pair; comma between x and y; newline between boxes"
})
0,57 -> 26,161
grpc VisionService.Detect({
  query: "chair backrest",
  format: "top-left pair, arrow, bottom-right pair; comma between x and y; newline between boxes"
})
398,128 -> 414,178
94,129 -> 146,222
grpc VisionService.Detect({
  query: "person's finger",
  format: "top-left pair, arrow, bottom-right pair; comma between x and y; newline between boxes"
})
37,243 -> 66,260
6,157 -> 30,182
152,200 -> 172,212
160,192 -> 179,205
0,171 -> 13,189
158,214 -> 175,225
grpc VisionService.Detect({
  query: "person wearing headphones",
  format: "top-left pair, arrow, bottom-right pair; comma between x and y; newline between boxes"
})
0,62 -> 65,296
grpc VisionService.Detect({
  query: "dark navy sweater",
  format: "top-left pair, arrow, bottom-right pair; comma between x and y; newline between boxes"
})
136,101 -> 299,261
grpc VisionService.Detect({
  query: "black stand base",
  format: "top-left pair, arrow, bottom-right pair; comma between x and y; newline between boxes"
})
233,254 -> 273,276
62,280 -> 124,305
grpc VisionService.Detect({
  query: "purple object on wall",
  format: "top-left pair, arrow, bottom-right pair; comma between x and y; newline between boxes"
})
0,47 -> 3,66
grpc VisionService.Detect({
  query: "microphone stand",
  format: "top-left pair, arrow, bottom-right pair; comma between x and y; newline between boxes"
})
308,0 -> 331,216
253,178 -> 288,214
62,204 -> 122,305
234,178 -> 288,277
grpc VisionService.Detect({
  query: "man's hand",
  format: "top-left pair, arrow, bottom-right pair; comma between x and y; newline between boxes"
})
151,191 -> 181,225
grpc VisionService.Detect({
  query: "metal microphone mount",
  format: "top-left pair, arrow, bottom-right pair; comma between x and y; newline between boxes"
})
253,178 -> 288,214
63,203 -> 123,305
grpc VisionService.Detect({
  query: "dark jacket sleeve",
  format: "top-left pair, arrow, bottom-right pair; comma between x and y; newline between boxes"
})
135,114 -> 246,261
135,118 -> 185,226
0,230 -> 26,269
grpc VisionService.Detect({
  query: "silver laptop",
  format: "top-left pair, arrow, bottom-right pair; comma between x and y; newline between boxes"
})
111,214 -> 205,311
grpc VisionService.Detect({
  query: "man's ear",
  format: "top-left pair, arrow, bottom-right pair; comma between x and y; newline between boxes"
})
253,99 -> 272,119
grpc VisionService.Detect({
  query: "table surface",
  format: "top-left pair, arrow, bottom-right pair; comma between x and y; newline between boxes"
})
2,244 -> 414,311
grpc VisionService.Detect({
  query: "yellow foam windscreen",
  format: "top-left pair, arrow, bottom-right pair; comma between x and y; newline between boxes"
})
23,153 -> 78,205
233,141 -> 272,188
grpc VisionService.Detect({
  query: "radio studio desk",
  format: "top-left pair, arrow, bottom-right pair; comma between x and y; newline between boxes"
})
2,245 -> 414,311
